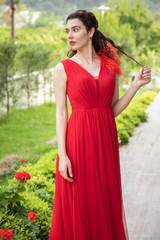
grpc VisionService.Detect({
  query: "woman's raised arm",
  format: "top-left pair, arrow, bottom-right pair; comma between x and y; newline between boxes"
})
112,66 -> 151,118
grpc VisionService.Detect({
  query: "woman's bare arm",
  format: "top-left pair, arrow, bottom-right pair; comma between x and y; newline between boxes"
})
53,62 -> 68,157
112,66 -> 151,118
53,62 -> 73,182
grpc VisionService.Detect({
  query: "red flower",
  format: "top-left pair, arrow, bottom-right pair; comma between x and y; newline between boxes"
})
19,159 -> 28,163
0,229 -> 14,240
27,212 -> 37,221
15,170 -> 31,181
0,229 -> 4,237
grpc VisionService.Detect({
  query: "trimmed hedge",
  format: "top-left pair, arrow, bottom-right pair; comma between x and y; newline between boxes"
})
0,90 -> 157,239
116,91 -> 157,144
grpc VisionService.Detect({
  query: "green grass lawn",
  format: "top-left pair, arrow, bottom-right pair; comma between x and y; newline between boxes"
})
0,100 -> 73,186
0,102 -> 56,185
0,102 -> 57,161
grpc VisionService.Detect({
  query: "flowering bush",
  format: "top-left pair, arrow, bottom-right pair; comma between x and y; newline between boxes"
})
15,170 -> 31,181
0,159 -> 39,239
27,212 -> 37,222
0,229 -> 14,240
19,159 -> 28,163
0,151 -> 56,239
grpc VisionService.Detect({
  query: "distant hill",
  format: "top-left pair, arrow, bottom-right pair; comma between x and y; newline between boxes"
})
141,0 -> 160,14
21,0 -> 103,17
21,0 -> 160,16
6,0 -> 160,17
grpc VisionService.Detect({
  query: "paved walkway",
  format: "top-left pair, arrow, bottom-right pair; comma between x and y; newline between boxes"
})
120,91 -> 160,240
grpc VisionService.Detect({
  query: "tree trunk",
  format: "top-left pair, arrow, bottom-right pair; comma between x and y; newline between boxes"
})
26,71 -> 30,109
6,67 -> 10,114
43,69 -> 46,103
10,0 -> 16,41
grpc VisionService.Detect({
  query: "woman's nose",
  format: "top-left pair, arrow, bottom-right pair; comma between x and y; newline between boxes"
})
67,31 -> 73,39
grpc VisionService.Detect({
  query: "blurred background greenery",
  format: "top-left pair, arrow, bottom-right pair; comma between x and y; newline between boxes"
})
0,0 -> 160,184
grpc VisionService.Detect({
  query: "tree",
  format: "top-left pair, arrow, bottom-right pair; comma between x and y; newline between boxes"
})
16,43 -> 42,108
26,11 -> 55,29
0,40 -> 16,114
116,0 -> 154,47
36,44 -> 53,103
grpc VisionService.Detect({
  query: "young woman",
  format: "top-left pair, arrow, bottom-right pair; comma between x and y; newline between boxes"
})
48,9 -> 151,240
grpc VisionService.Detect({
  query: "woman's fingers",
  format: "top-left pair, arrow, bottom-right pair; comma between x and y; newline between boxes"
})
64,171 -> 73,182
68,165 -> 73,178
142,66 -> 151,80
59,159 -> 73,182
142,73 -> 151,78
60,170 -> 73,182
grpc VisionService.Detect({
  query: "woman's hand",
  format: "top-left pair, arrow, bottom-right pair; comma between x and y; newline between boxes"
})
58,155 -> 74,182
133,66 -> 151,89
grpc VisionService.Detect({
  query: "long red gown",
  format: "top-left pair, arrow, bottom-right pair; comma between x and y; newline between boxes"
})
48,49 -> 129,240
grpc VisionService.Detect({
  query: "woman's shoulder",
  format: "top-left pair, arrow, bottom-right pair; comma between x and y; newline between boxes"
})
54,57 -> 70,70
53,62 -> 67,83
54,62 -> 64,73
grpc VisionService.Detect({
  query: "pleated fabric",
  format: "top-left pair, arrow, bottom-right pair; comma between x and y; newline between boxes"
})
48,53 -> 129,240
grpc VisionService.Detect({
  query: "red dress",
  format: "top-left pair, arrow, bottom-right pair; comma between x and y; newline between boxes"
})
48,50 -> 129,240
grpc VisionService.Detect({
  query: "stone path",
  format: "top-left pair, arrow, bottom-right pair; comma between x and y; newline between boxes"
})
120,91 -> 160,240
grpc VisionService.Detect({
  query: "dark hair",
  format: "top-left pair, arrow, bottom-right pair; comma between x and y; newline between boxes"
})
66,9 -> 142,66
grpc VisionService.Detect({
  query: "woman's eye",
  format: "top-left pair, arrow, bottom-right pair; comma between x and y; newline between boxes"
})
65,29 -> 78,34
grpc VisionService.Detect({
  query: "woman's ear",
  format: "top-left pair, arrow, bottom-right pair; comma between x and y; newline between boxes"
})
89,27 -> 95,38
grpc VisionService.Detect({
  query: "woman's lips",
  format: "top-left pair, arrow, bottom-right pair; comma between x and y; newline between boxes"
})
69,41 -> 76,45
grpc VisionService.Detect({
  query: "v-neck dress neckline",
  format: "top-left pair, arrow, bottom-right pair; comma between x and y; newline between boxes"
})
68,58 -> 102,80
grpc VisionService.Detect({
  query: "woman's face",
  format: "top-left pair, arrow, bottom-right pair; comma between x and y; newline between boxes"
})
65,18 -> 94,51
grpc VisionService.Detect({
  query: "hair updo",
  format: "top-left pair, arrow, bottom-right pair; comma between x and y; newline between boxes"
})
66,9 -> 142,66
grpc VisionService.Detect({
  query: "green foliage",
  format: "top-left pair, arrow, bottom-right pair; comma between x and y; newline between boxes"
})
13,42 -> 54,109
0,40 -> 17,113
0,182 -> 39,239
15,26 -> 68,66
95,5 -> 136,55
116,90 -> 157,144
0,149 -> 58,239
147,24 -> 160,53
0,23 -> 71,113
16,43 -> 42,73
0,24 -> 69,113
0,40 -> 16,67
117,0 -> 153,30
27,11 -> 56,29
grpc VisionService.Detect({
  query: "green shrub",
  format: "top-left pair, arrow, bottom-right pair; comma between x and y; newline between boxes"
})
116,90 -> 157,144
0,149 -> 58,240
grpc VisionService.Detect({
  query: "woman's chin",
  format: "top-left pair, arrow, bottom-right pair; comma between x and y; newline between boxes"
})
71,46 -> 78,51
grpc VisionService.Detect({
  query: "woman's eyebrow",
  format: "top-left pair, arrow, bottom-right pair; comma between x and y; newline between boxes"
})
65,26 -> 80,30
